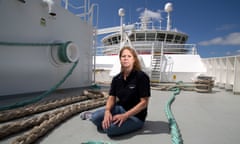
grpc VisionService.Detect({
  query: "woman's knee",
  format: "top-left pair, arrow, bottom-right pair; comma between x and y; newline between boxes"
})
105,121 -> 143,137
105,124 -> 121,137
91,109 -> 105,127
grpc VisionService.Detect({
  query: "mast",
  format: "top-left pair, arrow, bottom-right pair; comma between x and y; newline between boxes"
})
118,8 -> 125,44
164,2 -> 173,31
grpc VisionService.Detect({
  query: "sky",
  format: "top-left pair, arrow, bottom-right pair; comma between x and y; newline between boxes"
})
66,0 -> 240,58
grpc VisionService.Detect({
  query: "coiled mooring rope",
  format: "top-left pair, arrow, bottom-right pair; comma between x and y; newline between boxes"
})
11,98 -> 107,144
165,86 -> 183,144
0,95 -> 89,123
0,90 -> 108,144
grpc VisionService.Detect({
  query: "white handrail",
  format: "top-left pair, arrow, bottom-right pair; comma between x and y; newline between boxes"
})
63,0 -> 98,26
202,55 -> 240,94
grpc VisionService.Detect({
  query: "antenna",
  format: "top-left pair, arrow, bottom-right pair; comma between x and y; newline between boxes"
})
164,2 -> 173,31
118,8 -> 125,43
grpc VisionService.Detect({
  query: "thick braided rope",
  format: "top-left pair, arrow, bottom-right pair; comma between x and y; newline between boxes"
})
151,81 -> 213,92
0,90 -> 107,140
0,114 -> 50,139
0,90 -> 105,123
11,97 -> 107,144
0,95 -> 88,123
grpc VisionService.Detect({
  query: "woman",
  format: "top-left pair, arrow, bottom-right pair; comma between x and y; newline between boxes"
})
83,46 -> 151,137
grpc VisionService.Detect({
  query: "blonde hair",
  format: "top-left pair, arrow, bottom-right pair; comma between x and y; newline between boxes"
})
119,46 -> 142,71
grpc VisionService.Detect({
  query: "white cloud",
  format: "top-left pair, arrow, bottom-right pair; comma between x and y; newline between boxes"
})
136,7 -> 143,12
216,24 -> 238,31
236,49 -> 240,55
198,32 -> 240,46
139,9 -> 162,21
225,51 -> 232,55
225,49 -> 240,56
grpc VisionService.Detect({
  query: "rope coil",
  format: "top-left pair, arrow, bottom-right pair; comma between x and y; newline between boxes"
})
0,90 -> 108,143
11,97 -> 107,144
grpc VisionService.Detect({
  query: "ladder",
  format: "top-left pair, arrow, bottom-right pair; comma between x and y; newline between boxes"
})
150,42 -> 163,83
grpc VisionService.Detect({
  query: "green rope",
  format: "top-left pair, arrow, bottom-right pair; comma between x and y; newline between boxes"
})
165,86 -> 184,144
90,83 -> 101,90
0,60 -> 79,111
0,41 -> 63,46
0,41 -> 77,63
81,141 -> 115,144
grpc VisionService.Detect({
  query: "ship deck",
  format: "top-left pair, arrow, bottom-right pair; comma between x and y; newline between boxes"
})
1,86 -> 240,144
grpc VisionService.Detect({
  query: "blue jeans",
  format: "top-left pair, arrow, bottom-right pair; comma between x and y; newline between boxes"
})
91,105 -> 144,137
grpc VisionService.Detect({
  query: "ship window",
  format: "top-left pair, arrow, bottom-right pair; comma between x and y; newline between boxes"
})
156,33 -> 165,41
129,34 -> 135,41
136,33 -> 145,41
174,35 -> 181,43
108,39 -> 112,45
118,36 -> 121,42
181,36 -> 186,44
175,35 -> 181,40
112,36 -> 118,44
166,34 -> 174,42
146,33 -> 155,41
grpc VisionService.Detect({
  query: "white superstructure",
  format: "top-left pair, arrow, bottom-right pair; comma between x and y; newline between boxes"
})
94,3 -> 206,83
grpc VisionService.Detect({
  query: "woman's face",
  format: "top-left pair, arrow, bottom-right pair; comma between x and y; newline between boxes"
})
120,49 -> 135,70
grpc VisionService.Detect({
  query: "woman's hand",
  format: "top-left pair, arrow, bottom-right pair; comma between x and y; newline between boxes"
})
102,110 -> 113,129
102,96 -> 115,129
112,113 -> 128,127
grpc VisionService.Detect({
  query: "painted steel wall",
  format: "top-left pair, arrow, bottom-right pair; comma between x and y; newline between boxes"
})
0,0 -> 93,96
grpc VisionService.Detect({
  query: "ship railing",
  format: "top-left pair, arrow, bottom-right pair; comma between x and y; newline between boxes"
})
62,0 -> 98,26
134,21 -> 182,33
135,42 -> 197,55
96,42 -> 197,56
96,45 -> 121,56
202,55 -> 240,94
